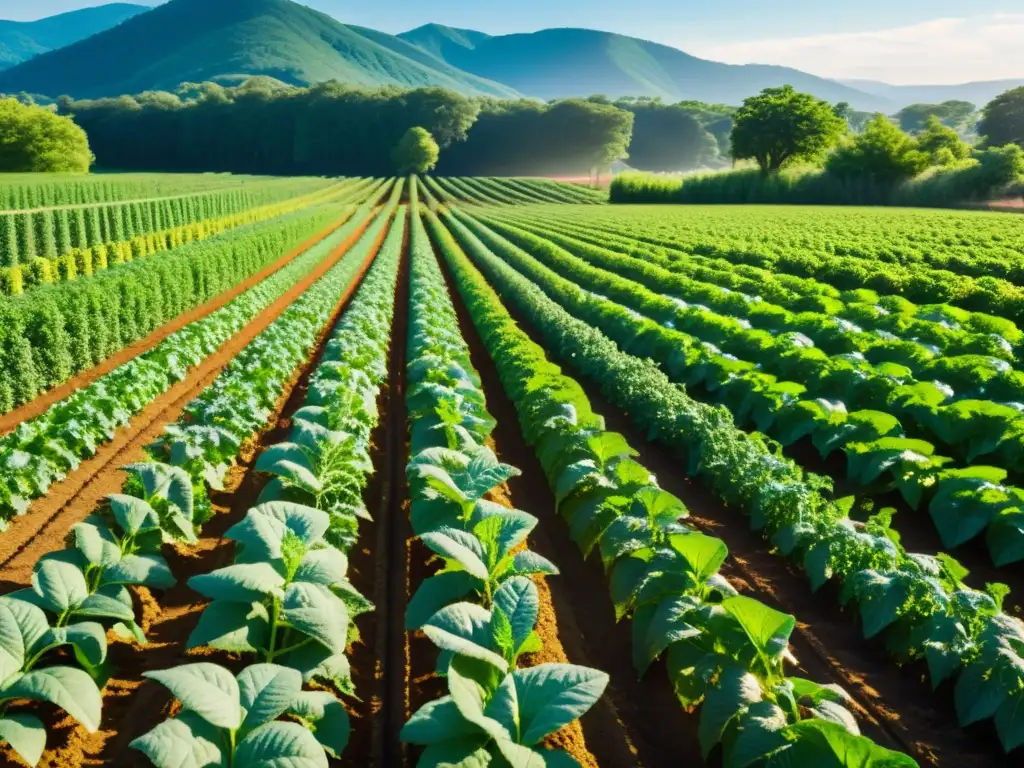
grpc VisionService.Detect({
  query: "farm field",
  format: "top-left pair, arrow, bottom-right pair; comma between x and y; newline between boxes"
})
0,174 -> 1022,768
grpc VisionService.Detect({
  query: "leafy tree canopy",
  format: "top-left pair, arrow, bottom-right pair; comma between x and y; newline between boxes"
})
826,113 -> 930,185
916,115 -> 972,165
0,97 -> 93,173
731,86 -> 845,174
393,126 -> 440,174
980,86 -> 1024,150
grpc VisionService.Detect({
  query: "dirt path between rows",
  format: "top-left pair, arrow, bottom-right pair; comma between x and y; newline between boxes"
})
0,210 -> 380,590
465,257 -> 1005,766
15,209 -> 396,768
366,207 -> 412,768
0,213 -> 354,436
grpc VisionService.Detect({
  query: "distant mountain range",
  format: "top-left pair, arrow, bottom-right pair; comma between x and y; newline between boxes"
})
839,79 -> 1024,109
0,0 -> 1020,112
0,3 -> 147,70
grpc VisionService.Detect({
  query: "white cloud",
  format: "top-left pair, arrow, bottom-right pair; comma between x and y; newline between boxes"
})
685,14 -> 1024,84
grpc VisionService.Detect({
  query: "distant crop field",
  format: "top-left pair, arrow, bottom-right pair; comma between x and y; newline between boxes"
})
2,175 -> 1022,768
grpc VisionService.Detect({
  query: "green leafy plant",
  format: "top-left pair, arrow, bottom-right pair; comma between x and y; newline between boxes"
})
130,662 -> 349,768
187,502 -> 371,692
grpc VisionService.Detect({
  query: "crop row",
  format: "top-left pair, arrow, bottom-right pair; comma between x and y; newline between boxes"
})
426,203 -> 919,766
0,178 -> 381,296
550,205 -> 1024,321
0,182 -> 390,416
437,207 -> 1024,754
0,198 -> 379,524
0,173 -> 333,210
134,200 -> 408,768
400,194 -> 607,765
496,207 -> 1021,361
458,211 -> 1024,565
424,176 -> 605,208
0,191 -> 402,766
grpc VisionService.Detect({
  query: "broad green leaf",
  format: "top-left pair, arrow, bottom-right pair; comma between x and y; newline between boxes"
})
0,599 -> 48,660
188,600 -> 269,654
107,494 -> 161,536
407,572 -> 478,631
0,603 -> 26,680
421,529 -> 490,581
71,522 -> 120,568
995,690 -> 1024,752
289,691 -> 350,757
778,719 -> 917,766
512,551 -> 559,577
102,554 -> 175,590
31,559 -> 88,614
145,663 -> 242,730
238,664 -> 302,735
5,666 -> 102,732
417,739 -> 495,767
631,487 -> 688,528
255,444 -> 315,475
448,660 -> 510,743
402,696 -> 482,745
722,596 -> 795,661
124,462 -> 193,520
514,663 -> 610,746
670,532 -> 729,584
47,622 -> 107,668
293,548 -> 350,589
281,583 -> 350,656
188,563 -> 285,603
699,666 -> 762,757
233,721 -> 328,768
0,713 -> 46,767
493,577 -> 540,653
728,700 -> 787,768
74,592 -> 135,621
635,595 -> 703,678
423,603 -> 509,672
281,641 -> 353,692
129,710 -> 225,768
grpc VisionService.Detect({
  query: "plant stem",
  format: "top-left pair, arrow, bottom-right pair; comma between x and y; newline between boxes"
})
270,636 -> 315,660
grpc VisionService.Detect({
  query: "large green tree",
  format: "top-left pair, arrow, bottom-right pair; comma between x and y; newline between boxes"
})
731,86 -> 845,174
0,98 -> 93,172
826,114 -> 930,184
980,87 -> 1024,149
916,116 -> 972,165
392,126 -> 439,174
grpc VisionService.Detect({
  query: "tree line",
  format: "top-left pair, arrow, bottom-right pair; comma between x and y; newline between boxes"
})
614,85 -> 1024,206
2,77 -> 1023,181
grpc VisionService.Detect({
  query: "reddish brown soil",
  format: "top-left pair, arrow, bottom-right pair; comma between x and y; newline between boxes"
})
485,444 -> 599,768
0,213 -> 353,437
343,207 -> 412,768
474,275 -> 1006,766
0,211 -> 379,590
7,208 -> 396,768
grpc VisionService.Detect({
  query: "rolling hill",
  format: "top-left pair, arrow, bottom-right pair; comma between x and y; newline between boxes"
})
0,3 -> 147,70
398,24 -> 893,111
0,0 -> 519,99
4,1 -> 1014,112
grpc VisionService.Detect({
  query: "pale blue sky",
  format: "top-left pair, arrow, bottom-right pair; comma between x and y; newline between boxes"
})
3,0 -> 1023,83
